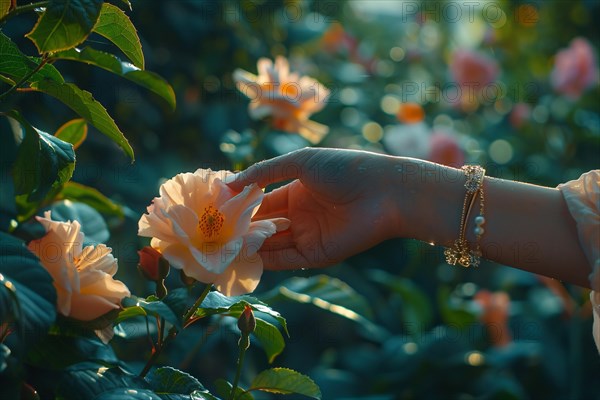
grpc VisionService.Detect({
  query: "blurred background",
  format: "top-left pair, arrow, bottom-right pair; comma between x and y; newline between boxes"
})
7,0 -> 600,398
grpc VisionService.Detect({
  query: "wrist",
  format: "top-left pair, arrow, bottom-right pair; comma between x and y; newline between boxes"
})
387,157 -> 466,246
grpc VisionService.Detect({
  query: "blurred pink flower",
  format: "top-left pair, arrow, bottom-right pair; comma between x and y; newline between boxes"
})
449,50 -> 499,109
233,56 -> 330,144
429,131 -> 465,167
28,211 -> 130,321
138,169 -> 290,296
509,102 -> 531,129
551,37 -> 598,100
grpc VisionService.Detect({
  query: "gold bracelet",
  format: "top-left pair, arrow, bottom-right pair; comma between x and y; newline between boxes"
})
444,165 -> 486,267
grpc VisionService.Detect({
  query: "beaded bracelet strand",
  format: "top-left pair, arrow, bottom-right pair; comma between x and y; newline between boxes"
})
444,165 -> 486,268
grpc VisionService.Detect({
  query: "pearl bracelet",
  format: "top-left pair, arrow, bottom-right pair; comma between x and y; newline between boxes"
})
444,165 -> 486,267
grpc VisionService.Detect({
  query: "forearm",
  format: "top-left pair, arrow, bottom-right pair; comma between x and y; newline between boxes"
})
392,158 -> 591,288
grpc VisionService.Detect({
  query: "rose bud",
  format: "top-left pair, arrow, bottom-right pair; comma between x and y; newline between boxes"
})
137,246 -> 170,281
237,305 -> 256,335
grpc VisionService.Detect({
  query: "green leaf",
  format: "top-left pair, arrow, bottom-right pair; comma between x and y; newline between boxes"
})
438,286 -> 478,329
48,200 -> 109,243
161,288 -> 189,321
58,181 -> 124,218
249,368 -> 321,399
368,269 -> 433,335
95,388 -> 162,399
253,318 -> 285,364
0,32 -> 64,84
145,366 -> 218,399
9,111 -> 75,203
26,335 -> 118,371
0,232 -> 57,352
263,275 -> 373,319
53,47 -> 175,109
26,0 -> 104,53
94,3 -> 144,69
55,118 -> 87,149
214,379 -> 253,400
29,79 -> 134,160
56,361 -> 154,400
196,291 -> 288,335
0,0 -> 10,18
121,296 -> 182,329
114,305 -> 147,324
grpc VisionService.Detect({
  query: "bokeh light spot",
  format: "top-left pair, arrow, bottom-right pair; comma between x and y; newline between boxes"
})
489,139 -> 513,164
390,47 -> 405,62
362,122 -> 383,143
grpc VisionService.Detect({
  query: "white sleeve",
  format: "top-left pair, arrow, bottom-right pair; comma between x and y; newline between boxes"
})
557,170 -> 600,353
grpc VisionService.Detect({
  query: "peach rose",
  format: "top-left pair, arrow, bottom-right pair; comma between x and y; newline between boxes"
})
233,56 -> 330,144
138,169 -> 290,296
28,211 -> 130,321
551,37 -> 598,100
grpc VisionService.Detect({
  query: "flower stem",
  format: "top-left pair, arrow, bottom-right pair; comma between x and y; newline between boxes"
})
230,333 -> 250,400
0,1 -> 50,25
183,283 -> 212,323
138,283 -> 212,378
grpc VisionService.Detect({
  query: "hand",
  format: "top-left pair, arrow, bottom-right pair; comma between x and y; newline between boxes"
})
225,148 -> 403,270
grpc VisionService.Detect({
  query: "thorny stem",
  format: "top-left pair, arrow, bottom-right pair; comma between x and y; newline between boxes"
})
138,283 -> 213,378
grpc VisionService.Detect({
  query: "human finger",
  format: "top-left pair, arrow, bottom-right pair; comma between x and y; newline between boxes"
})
224,148 -> 313,190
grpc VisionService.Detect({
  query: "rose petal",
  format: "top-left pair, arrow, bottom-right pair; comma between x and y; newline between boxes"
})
67,292 -> 121,321
213,254 -> 263,296
243,218 -> 290,257
161,243 -> 220,284
189,237 -> 243,274
219,184 -> 263,240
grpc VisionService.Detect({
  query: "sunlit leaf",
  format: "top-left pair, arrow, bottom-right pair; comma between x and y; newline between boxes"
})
262,275 -> 373,319
253,318 -> 285,363
0,32 -> 64,84
94,3 -> 144,69
26,0 -> 104,53
121,297 -> 181,329
195,291 -> 287,334
0,0 -> 10,19
58,181 -> 124,218
55,118 -> 87,149
29,79 -> 134,160
249,368 -> 321,399
53,47 -> 175,109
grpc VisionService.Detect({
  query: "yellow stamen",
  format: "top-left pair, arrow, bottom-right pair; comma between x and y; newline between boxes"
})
199,205 -> 224,238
